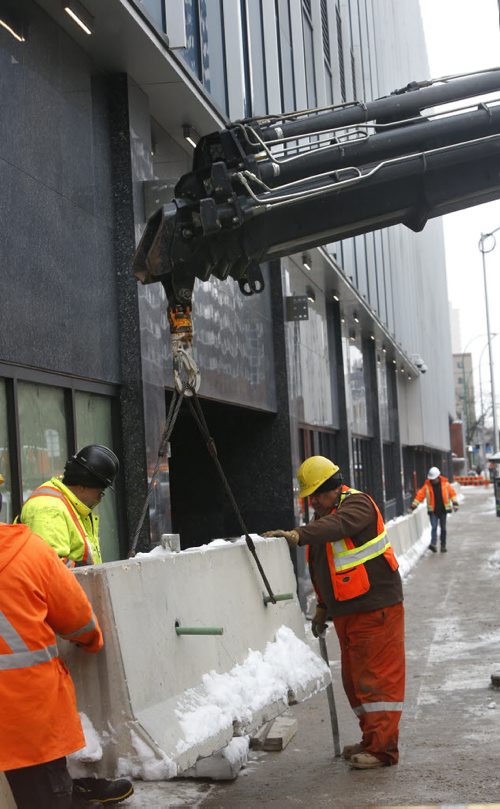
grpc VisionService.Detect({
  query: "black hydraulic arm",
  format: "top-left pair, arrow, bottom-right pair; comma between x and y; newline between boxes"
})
132,68 -> 500,309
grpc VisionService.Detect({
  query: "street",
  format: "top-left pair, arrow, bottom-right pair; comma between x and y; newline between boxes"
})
129,486 -> 500,807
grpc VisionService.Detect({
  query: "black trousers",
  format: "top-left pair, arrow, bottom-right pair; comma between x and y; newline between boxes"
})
5,757 -> 85,809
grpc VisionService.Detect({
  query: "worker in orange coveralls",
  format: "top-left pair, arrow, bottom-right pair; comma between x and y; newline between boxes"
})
0,473 -> 132,808
264,455 -> 405,769
411,466 -> 458,553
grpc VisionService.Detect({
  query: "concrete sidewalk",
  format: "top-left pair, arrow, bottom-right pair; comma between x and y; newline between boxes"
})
126,486 -> 500,807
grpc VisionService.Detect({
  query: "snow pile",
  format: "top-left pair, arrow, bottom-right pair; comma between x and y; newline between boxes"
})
175,625 -> 330,751
67,713 -> 105,778
179,737 -> 250,781
117,730 -> 177,781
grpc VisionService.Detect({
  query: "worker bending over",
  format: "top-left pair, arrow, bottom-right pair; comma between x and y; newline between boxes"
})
265,455 -> 405,770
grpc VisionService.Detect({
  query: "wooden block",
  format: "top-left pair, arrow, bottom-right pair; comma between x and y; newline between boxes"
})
263,714 -> 297,751
249,720 -> 274,750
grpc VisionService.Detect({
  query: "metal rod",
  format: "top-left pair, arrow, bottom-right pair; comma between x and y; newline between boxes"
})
479,235 -> 499,452
318,634 -> 341,757
175,626 -> 224,636
263,592 -> 294,605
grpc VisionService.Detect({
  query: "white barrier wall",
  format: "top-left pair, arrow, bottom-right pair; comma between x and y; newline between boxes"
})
61,536 -> 330,779
0,508 -> 430,802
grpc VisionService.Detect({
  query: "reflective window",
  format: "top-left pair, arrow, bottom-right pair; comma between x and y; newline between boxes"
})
75,392 -> 120,563
177,0 -> 228,113
0,381 -> 11,522
138,0 -> 165,30
18,382 -> 67,502
244,0 -> 268,115
378,356 -> 390,441
343,335 -> 369,435
303,8 -> 317,107
202,0 -> 228,112
179,0 -> 202,77
277,0 -> 295,112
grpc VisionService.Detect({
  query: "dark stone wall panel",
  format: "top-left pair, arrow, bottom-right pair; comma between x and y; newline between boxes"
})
0,1 -> 119,383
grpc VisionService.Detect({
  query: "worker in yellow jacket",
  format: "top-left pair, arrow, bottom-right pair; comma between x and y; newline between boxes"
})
20,445 -> 119,567
411,466 -> 458,552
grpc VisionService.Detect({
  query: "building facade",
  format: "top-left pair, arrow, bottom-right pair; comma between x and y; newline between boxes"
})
0,0 -> 456,558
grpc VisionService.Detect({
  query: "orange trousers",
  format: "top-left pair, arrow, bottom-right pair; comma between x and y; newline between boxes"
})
333,602 -> 405,765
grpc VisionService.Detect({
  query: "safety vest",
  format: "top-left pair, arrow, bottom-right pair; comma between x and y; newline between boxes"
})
307,486 -> 398,602
20,478 -> 101,566
0,524 -> 103,770
412,477 -> 457,513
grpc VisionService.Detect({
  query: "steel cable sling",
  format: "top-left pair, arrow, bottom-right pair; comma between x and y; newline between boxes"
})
129,387 -> 186,557
185,391 -> 276,604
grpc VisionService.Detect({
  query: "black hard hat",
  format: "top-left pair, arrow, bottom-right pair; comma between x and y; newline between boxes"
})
65,445 -> 119,489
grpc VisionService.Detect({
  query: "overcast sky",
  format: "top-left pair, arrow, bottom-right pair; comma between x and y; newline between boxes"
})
418,0 -> 500,411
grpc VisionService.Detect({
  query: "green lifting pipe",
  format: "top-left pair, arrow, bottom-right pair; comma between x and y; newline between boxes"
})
175,625 -> 223,636
263,592 -> 294,606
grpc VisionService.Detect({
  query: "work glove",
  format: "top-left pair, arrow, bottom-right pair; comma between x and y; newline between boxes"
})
311,605 -> 328,638
453,504 -> 459,512
262,529 -> 300,546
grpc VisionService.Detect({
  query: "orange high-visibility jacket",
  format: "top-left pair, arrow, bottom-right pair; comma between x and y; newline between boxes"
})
0,523 -> 103,770
307,486 -> 399,601
412,477 -> 458,513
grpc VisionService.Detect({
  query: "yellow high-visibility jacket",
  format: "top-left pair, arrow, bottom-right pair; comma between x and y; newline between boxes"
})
20,477 -> 101,566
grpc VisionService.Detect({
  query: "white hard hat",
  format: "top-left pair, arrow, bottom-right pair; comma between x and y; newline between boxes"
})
428,466 -> 440,480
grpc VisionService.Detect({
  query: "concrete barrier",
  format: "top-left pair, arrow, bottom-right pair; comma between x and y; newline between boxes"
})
387,505 -> 429,558
61,536 -> 331,779
0,774 -> 15,809
1,509 -> 430,794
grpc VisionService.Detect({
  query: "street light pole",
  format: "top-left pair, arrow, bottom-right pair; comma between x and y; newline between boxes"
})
478,232 -> 500,454
477,334 -> 499,468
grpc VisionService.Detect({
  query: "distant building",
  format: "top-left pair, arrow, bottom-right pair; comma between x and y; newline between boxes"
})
453,353 -> 478,449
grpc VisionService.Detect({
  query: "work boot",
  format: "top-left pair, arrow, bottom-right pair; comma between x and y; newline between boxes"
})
350,752 -> 385,769
342,742 -> 364,760
441,546 -> 447,552
73,777 -> 134,805
428,544 -> 437,553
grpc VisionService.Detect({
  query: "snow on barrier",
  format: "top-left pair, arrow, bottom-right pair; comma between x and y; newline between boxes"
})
60,536 -> 331,780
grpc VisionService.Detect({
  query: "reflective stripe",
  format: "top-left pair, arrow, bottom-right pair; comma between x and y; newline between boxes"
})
59,614 -> 96,640
0,611 -> 60,671
0,610 -> 29,652
353,701 -> 404,715
0,644 -> 59,671
27,486 -> 94,565
31,487 -> 66,499
332,532 -> 389,571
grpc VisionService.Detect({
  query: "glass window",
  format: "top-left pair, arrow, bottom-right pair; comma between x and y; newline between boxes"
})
343,336 -> 370,435
336,1 -> 346,102
0,380 -> 11,522
245,0 -> 268,115
18,382 -> 68,502
277,0 -> 295,112
303,9 -> 317,107
377,357 -> 390,441
201,0 -> 228,113
138,0 -> 165,31
75,392 -> 120,562
179,0 -> 202,78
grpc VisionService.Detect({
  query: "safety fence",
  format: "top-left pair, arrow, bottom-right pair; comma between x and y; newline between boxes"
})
453,476 -> 491,486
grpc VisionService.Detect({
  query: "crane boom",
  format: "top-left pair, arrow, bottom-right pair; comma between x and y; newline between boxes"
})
131,67 -> 500,390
